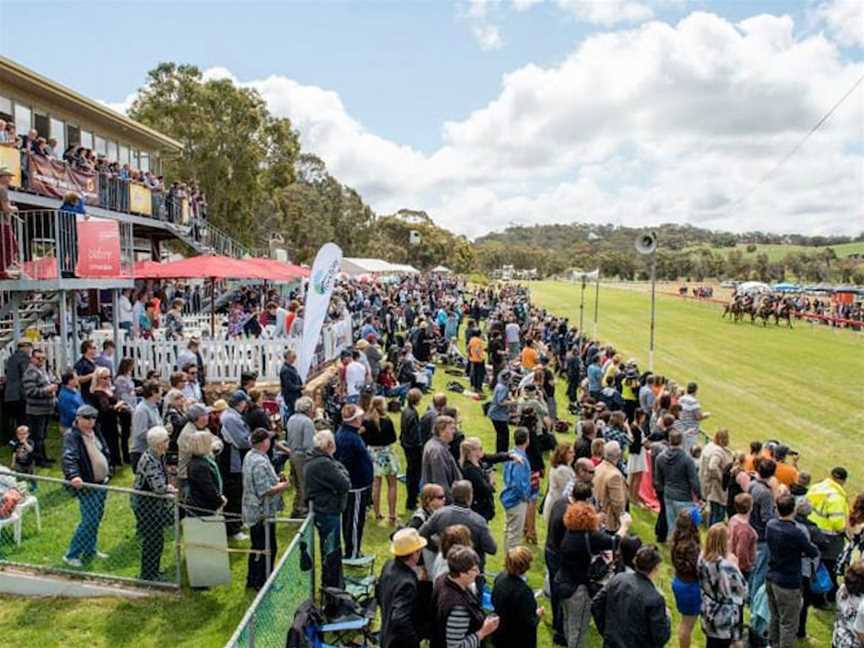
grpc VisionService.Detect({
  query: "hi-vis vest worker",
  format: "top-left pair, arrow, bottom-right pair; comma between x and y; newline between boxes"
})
807,475 -> 849,535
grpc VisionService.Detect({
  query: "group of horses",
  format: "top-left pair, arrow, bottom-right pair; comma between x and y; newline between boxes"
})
722,293 -> 796,327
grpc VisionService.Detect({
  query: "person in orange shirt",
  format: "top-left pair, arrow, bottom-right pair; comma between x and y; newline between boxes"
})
773,445 -> 799,488
743,440 -> 763,472
520,339 -> 539,370
467,330 -> 487,393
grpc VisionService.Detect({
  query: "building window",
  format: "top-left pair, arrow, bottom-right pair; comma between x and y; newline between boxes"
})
50,117 -> 65,152
14,103 -> 31,134
95,135 -> 106,156
0,94 -> 11,121
139,151 -> 150,172
81,130 -> 93,149
107,140 -> 118,162
67,124 -> 80,147
119,144 -> 130,166
34,113 -> 50,139
131,149 -> 139,170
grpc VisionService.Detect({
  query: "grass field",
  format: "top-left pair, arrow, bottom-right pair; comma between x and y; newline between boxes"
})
686,241 -> 864,262
2,281 -> 859,646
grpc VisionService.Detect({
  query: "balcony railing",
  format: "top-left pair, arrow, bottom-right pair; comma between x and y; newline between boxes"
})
1,145 -> 249,258
0,209 -> 133,283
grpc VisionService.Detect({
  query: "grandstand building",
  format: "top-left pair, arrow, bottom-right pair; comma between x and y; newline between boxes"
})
0,55 -> 248,363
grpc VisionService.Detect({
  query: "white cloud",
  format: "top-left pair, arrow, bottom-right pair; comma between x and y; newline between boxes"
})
513,0 -> 543,11
816,0 -> 864,47
98,92 -> 136,115
472,24 -> 506,50
555,0 -> 653,26
110,11 -> 863,239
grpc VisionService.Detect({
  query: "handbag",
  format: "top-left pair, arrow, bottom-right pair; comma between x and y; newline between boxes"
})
809,562 -> 832,595
583,532 -> 613,597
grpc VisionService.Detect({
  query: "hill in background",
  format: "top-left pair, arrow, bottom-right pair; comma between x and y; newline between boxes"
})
472,223 -> 864,283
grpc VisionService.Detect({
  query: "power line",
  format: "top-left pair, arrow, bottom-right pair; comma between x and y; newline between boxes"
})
728,71 -> 864,211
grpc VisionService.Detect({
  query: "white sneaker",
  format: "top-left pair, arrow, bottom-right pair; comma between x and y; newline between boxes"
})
230,532 -> 249,541
95,551 -> 109,559
63,556 -> 83,568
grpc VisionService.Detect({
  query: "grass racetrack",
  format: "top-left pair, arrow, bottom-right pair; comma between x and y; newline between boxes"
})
1,280 -> 859,646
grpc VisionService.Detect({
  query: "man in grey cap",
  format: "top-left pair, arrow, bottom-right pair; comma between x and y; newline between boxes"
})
62,404 -> 111,567
176,403 -> 216,499
221,390 -> 251,540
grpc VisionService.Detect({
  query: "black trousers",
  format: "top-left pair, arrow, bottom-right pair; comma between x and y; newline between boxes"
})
546,548 -> 564,641
2,399 -> 26,442
404,446 -> 423,511
118,409 -> 132,465
566,379 -> 578,403
469,361 -> 485,392
655,491 -> 668,543
247,520 -> 277,589
135,500 -> 167,581
223,473 -> 244,536
27,413 -> 50,463
705,638 -> 731,648
342,488 -> 369,559
492,419 -> 510,454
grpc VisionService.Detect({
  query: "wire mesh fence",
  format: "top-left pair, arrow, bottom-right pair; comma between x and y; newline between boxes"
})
226,516 -> 316,648
0,470 -> 180,587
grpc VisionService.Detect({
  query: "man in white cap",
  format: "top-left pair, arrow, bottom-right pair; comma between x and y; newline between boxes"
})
376,528 -> 428,648
0,165 -> 18,216
0,165 -> 20,279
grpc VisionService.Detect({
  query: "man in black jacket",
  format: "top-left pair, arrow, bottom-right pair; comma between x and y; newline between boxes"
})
376,528 -> 428,648
304,429 -> 351,588
62,405 -> 111,568
400,388 -> 423,512
592,545 -> 671,648
279,350 -> 303,419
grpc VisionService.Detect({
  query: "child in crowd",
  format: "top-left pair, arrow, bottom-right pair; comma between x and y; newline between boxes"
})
9,425 -> 36,491
728,492 -> 757,580
590,437 -> 605,467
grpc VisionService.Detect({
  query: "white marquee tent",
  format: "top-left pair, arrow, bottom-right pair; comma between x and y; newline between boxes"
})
341,257 -> 420,276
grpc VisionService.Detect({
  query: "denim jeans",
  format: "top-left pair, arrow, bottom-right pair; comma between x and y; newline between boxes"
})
665,497 -> 695,532
314,511 -> 344,589
749,541 -> 770,600
66,488 -> 107,560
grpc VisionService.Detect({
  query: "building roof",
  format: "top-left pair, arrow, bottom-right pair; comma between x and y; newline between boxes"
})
0,55 -> 182,152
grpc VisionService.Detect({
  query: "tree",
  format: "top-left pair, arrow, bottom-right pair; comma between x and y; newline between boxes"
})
129,63 -> 300,248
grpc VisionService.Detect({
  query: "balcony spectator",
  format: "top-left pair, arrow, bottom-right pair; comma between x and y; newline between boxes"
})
0,119 -> 8,143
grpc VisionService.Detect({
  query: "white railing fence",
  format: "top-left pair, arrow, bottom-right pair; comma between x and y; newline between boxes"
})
0,317 -> 352,383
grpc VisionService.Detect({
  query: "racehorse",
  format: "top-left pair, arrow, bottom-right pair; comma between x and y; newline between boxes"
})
753,295 -> 776,327
773,297 -> 794,328
722,296 -> 746,323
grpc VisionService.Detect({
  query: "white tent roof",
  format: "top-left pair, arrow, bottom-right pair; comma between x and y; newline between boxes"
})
431,265 -> 452,273
342,257 -> 419,276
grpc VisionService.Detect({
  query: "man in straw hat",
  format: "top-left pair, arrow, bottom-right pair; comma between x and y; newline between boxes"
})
376,528 -> 428,648
0,165 -> 18,216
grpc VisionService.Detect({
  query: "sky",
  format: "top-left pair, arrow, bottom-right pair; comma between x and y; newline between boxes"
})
1,0 -> 862,239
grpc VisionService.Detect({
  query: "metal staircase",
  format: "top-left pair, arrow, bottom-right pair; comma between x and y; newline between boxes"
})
0,291 -> 60,347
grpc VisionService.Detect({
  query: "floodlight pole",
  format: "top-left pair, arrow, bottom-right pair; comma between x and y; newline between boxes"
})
593,272 -> 600,339
648,251 -> 657,372
578,275 -> 586,332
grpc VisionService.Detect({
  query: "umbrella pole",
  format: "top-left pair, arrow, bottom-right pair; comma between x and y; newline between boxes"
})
210,277 -> 215,337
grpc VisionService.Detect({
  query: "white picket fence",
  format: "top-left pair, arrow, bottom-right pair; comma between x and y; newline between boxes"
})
1,317 -> 353,383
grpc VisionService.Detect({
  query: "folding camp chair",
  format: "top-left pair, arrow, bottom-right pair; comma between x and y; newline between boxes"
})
341,554 -> 376,599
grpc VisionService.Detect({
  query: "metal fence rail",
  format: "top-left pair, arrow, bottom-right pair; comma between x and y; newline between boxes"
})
226,516 -> 316,648
0,470 -> 180,588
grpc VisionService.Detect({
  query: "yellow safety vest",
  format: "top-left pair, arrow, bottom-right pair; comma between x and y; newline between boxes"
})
806,479 -> 848,535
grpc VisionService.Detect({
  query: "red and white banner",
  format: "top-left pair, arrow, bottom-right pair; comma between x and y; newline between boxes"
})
75,218 -> 121,277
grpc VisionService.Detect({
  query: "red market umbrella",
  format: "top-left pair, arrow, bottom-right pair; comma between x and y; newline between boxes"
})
241,258 -> 310,281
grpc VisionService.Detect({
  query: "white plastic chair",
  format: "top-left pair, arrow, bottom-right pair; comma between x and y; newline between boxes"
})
0,510 -> 22,546
16,494 -> 41,534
